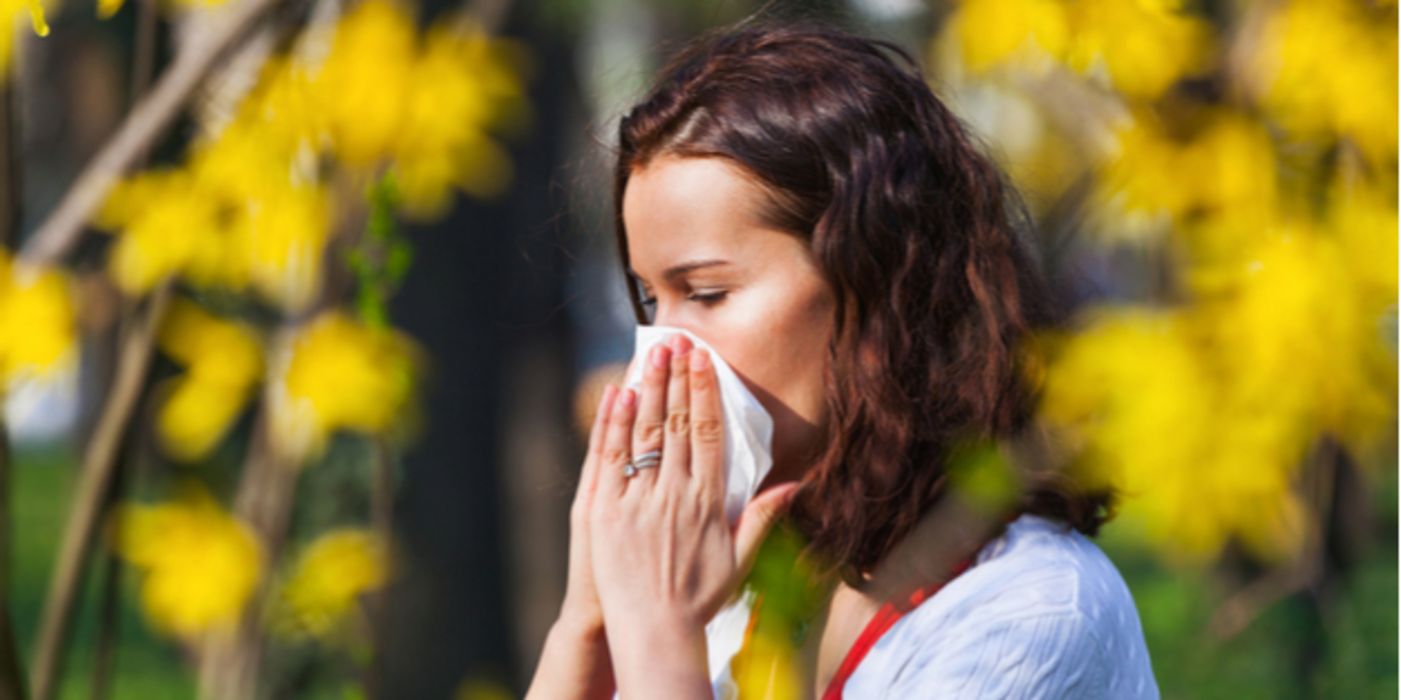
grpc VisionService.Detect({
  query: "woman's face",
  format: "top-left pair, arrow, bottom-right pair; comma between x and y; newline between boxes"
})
621,154 -> 836,486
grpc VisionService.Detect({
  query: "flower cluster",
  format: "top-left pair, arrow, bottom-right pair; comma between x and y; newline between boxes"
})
87,0 -> 524,643
268,311 -> 419,463
0,250 -> 75,387
937,0 -> 1397,563
272,528 -> 389,640
111,486 -> 263,639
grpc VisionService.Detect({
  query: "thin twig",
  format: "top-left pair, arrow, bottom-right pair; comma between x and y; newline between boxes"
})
90,3 -> 166,695
196,382 -> 298,700
0,52 -> 26,700
18,0 -> 282,267
28,285 -> 171,700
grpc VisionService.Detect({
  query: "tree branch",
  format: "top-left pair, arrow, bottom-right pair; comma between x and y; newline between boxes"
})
18,0 -> 282,267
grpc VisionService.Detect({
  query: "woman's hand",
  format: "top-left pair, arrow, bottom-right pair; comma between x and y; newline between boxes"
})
559,382 -> 619,636
525,382 -> 624,700
589,334 -> 799,697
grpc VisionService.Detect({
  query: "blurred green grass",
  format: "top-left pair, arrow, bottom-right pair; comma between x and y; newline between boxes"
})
13,446 -> 193,699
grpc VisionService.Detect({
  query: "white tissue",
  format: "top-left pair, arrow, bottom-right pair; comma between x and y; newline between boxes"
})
621,324 -> 775,525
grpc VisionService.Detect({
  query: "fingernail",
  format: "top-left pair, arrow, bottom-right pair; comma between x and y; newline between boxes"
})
690,348 -> 710,371
621,388 -> 636,408
670,334 -> 691,354
650,343 -> 670,369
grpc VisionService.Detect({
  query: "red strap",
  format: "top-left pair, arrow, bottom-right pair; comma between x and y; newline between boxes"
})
819,555 -> 975,700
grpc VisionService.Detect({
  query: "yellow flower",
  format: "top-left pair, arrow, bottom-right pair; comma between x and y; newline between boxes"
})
269,312 -> 418,463
0,0 -> 48,80
944,0 -> 1213,98
1249,0 -> 1397,162
393,19 -> 527,218
234,57 -> 327,153
311,1 -> 526,218
1192,223 -> 1396,466
155,299 -> 263,461
732,626 -> 802,700
1096,108 -> 1277,250
946,0 -> 1069,75
1061,0 -> 1214,100
273,529 -> 388,639
1041,208 -> 1398,565
101,128 -> 334,313
101,170 -> 223,294
314,0 -> 417,169
0,251 -> 75,384
112,487 -> 263,639
1037,308 -> 1307,563
228,182 -> 332,313
1328,174 -> 1398,313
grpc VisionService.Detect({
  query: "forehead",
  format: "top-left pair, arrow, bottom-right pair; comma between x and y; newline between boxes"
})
621,156 -> 770,272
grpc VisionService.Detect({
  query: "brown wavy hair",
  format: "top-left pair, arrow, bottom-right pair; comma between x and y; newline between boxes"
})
611,20 -> 1114,582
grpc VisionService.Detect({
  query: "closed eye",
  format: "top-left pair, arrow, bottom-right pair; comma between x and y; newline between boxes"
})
638,291 -> 727,307
689,291 -> 727,305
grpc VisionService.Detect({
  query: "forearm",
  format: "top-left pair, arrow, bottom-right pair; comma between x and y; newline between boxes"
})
605,614 -> 711,700
525,616 -> 616,700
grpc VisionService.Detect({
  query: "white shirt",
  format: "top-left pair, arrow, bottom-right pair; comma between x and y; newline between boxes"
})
841,512 -> 1160,698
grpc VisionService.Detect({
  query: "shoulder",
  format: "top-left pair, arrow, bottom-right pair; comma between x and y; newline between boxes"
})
844,514 -> 1159,699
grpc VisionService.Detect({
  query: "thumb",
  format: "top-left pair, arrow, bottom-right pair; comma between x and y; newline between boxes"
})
733,481 -> 802,576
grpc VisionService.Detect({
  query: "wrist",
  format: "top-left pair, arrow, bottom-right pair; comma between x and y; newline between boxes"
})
530,613 -> 615,700
555,597 -> 607,636
549,611 -> 608,650
606,613 -> 709,695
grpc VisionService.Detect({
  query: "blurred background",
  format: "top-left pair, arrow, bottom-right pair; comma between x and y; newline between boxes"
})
0,0 -> 1394,698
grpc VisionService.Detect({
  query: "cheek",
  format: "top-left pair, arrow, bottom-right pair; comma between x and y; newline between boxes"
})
729,279 -> 834,424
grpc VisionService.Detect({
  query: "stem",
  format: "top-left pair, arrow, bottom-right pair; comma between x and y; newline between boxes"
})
196,367 -> 298,700
89,3 -> 165,696
28,285 -> 171,700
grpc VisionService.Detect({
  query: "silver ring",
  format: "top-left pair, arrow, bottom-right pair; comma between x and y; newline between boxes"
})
623,450 -> 662,478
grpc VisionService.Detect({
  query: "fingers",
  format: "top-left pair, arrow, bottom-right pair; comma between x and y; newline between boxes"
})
688,347 -> 725,501
575,384 -> 617,514
659,334 -> 693,486
600,384 -> 637,499
628,341 -> 671,489
733,482 -> 801,577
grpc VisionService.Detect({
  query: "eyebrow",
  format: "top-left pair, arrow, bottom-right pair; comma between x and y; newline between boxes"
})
627,258 -> 731,285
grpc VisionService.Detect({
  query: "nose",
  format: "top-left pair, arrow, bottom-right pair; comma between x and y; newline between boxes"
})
650,301 -> 675,329
649,306 -> 700,344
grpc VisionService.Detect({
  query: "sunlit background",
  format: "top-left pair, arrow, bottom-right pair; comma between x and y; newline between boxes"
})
0,0 -> 1394,697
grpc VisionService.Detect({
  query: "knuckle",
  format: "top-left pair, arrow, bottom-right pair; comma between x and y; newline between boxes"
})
666,408 -> 691,436
693,417 -> 724,444
690,364 -> 712,385
636,420 -> 665,446
604,446 -> 631,466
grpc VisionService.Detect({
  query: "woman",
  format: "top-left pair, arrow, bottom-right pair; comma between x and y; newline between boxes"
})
528,20 -> 1158,699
